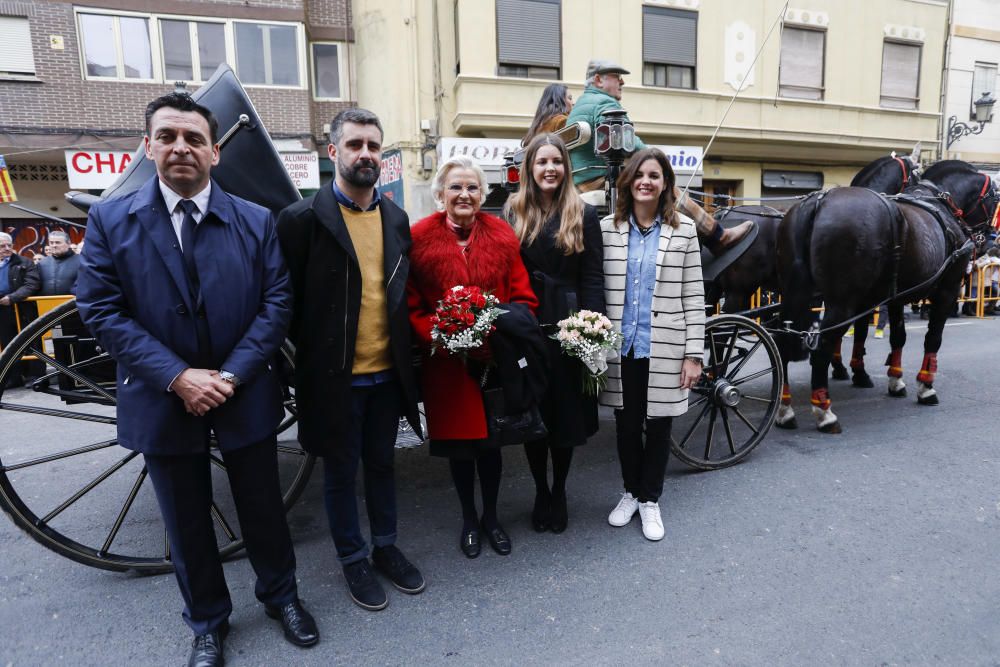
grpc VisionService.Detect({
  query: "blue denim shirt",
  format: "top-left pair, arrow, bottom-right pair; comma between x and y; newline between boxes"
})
332,179 -> 381,212
0,257 -> 10,296
621,215 -> 661,358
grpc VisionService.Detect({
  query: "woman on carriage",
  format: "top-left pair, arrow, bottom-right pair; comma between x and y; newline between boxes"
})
522,83 -> 574,145
504,133 -> 604,534
407,156 -> 539,559
600,148 -> 705,542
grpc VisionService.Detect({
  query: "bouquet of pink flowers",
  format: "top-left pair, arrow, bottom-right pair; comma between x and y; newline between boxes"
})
430,285 -> 505,358
552,310 -> 622,396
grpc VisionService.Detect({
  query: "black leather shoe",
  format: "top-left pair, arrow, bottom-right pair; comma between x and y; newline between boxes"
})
531,492 -> 551,532
549,493 -> 568,534
342,560 -> 388,611
460,527 -> 481,559
187,621 -> 228,667
481,520 -> 512,555
265,599 -> 319,647
372,545 -> 426,594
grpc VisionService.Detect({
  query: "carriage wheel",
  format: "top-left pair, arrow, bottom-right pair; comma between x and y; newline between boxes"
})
0,300 -> 315,574
669,314 -> 782,470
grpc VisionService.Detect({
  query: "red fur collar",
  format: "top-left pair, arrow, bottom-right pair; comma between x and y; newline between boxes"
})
410,211 -> 520,291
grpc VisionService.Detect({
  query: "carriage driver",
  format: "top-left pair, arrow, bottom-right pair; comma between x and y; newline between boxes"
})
565,59 -> 753,253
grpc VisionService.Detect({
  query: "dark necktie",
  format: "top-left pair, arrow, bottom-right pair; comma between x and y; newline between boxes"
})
177,199 -> 201,299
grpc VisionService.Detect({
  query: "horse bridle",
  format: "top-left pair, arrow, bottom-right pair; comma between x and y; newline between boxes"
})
919,174 -> 998,244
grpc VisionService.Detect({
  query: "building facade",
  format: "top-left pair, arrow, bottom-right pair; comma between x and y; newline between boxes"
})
941,0 -> 1000,170
354,0 -> 950,217
0,0 -> 355,255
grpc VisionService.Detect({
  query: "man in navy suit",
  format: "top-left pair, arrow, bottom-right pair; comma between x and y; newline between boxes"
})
75,93 -> 319,667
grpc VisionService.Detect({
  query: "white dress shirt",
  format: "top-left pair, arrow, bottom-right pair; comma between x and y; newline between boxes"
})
158,180 -> 211,251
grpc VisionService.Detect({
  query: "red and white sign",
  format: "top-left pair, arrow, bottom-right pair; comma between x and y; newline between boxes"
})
64,150 -> 133,189
280,151 -> 320,190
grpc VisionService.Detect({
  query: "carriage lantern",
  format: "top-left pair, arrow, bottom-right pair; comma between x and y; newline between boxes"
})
946,91 -> 997,149
594,109 -> 636,213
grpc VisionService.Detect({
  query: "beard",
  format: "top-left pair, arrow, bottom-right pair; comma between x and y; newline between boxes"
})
339,157 -> 380,188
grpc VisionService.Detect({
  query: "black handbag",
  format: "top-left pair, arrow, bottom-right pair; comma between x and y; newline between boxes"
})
482,386 -> 548,446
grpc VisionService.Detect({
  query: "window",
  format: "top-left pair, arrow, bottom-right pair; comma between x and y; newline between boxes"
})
642,6 -> 696,89
972,62 -> 997,119
779,27 -> 825,100
235,22 -> 300,86
879,41 -> 920,110
0,16 -> 35,77
78,12 -> 154,80
160,19 -> 226,83
496,0 -> 561,80
75,10 -> 306,88
311,43 -> 348,100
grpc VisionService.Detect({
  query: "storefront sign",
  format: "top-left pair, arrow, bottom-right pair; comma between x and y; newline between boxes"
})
438,138 -> 521,167
438,138 -> 703,175
64,150 -> 133,189
280,152 -> 320,190
378,149 -> 404,207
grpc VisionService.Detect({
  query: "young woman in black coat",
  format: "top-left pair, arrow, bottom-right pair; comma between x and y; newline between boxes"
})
504,133 -> 605,533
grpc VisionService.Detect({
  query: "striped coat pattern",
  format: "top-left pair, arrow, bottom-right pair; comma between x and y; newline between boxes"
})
599,213 -> 706,417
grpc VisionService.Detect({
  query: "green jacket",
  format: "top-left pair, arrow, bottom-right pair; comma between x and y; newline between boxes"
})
565,84 -> 646,185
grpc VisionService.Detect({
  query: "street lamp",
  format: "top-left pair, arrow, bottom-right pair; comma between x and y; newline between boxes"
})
946,91 -> 997,149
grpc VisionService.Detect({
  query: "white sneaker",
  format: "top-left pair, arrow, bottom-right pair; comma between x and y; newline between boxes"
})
608,492 -> 639,527
638,501 -> 665,541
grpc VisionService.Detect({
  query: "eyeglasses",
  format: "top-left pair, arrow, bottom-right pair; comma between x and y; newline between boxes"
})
446,184 -> 480,195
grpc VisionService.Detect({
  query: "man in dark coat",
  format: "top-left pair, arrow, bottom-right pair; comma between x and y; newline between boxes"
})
0,232 -> 41,389
37,230 -> 81,295
277,108 -> 424,612
75,92 -> 318,667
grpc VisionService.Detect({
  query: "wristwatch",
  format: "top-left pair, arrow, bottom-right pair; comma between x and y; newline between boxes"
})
219,370 -> 242,387
684,356 -> 703,364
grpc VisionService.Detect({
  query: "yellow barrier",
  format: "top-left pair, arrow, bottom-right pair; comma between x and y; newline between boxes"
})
5,294 -> 74,359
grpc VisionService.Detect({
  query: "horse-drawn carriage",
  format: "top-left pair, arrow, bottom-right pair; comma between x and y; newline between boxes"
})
18,67 -> 985,576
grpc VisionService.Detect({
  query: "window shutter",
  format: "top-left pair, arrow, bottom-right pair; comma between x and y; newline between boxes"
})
779,27 -> 824,98
496,0 -> 561,69
880,41 -> 920,108
643,6 -> 696,67
0,16 -> 35,75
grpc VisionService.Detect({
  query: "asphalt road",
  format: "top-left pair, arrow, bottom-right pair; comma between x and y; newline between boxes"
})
2,313 -> 1000,666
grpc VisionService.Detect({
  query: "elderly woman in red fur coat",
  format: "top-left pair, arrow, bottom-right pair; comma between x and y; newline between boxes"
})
407,155 -> 538,559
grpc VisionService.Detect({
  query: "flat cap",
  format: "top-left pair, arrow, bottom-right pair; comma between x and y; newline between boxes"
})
586,59 -> 630,79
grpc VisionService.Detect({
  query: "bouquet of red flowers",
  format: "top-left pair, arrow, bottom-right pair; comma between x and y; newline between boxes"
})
430,285 -> 504,357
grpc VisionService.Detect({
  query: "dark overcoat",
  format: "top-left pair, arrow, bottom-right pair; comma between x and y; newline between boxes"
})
519,204 -> 605,445
75,177 -> 292,454
276,185 -> 421,456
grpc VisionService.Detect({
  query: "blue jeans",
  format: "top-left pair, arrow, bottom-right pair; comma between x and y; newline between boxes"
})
322,378 -> 401,565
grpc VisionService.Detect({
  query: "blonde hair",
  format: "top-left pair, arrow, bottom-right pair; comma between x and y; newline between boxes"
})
432,156 -> 488,210
504,134 -> 585,255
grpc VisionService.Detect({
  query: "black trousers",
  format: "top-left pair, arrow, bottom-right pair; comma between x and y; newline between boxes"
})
144,436 -> 298,636
0,305 -> 43,385
614,355 -> 673,503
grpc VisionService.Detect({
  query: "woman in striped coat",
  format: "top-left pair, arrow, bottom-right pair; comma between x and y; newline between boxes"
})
600,148 -> 705,541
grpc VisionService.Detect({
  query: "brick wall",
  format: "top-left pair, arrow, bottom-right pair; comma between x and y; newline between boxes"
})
0,0 -> 353,142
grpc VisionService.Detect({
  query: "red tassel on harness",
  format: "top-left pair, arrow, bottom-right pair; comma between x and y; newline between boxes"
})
885,349 -> 903,378
781,383 -> 792,405
916,352 -> 937,385
810,388 -> 831,410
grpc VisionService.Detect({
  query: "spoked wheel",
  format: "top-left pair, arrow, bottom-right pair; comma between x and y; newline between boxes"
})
0,299 -> 315,574
670,314 -> 782,470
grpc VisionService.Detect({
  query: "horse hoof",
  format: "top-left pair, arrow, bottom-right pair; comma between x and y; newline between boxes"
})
888,387 -> 907,398
851,373 -> 874,389
818,420 -> 842,434
831,367 -> 849,381
917,394 -> 939,406
775,418 -> 798,430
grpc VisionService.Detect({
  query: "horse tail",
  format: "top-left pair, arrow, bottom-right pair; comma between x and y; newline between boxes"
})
779,192 -> 824,361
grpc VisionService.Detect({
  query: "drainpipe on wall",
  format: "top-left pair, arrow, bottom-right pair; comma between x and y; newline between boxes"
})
938,0 -> 955,162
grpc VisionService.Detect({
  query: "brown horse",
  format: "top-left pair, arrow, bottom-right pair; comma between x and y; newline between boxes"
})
775,160 -> 998,432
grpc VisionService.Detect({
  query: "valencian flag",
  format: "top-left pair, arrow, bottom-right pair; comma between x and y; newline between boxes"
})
0,155 -> 17,203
